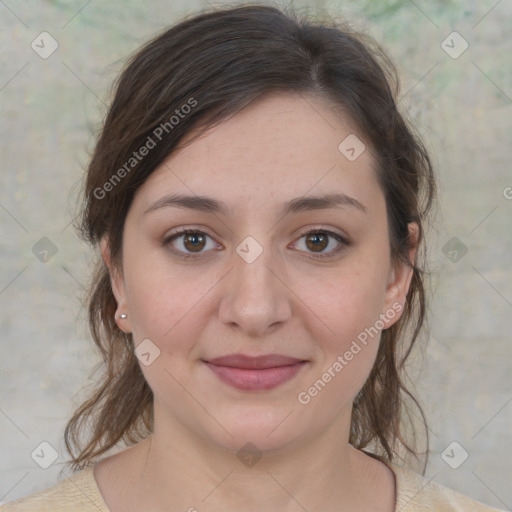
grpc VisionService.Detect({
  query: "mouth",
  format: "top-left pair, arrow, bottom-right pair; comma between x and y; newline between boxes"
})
202,353 -> 308,391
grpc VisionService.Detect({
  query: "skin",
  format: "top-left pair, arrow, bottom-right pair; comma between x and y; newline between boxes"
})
95,91 -> 418,512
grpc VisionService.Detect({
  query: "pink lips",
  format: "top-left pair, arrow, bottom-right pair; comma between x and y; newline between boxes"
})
204,354 -> 307,391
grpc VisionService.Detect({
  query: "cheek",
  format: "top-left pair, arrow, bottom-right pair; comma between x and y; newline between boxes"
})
123,245 -> 220,346
301,261 -> 388,343
296,258 -> 388,388
296,277 -> 386,412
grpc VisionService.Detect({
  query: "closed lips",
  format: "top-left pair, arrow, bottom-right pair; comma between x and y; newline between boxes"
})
203,353 -> 309,392
204,354 -> 306,369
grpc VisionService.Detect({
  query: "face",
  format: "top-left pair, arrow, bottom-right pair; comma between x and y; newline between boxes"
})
102,92 -> 416,454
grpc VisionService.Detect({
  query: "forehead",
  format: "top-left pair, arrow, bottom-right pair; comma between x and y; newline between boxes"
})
133,92 -> 383,216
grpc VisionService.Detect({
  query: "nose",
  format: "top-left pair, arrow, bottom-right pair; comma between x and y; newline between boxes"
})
218,239 -> 292,337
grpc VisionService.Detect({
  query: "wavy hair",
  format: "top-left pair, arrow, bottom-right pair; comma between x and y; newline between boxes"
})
65,3 -> 436,472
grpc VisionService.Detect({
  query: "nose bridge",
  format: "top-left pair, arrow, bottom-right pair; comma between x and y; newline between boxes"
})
218,233 -> 291,335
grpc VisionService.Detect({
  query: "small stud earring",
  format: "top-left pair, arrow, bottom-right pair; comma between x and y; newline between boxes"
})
119,313 -> 127,319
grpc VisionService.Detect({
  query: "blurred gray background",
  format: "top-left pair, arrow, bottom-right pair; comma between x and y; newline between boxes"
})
1,0 -> 511,508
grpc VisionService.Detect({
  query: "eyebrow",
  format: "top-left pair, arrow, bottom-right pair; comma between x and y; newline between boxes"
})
143,192 -> 367,217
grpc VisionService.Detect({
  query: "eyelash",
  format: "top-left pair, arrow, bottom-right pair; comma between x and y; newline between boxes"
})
163,227 -> 349,261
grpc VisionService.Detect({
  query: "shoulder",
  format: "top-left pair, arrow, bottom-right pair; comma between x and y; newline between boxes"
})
390,462 -> 505,512
0,466 -> 108,512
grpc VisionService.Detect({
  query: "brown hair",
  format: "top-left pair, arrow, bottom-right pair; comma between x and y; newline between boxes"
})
65,3 -> 436,472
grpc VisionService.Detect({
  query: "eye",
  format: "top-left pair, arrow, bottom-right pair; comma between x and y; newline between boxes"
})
163,228 -> 219,259
293,229 -> 349,260
163,227 -> 349,261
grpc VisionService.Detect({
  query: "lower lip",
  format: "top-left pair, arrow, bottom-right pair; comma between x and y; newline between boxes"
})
204,361 -> 307,391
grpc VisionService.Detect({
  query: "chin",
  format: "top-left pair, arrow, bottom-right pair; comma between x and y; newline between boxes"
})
211,426 -> 303,458
198,407 -> 310,455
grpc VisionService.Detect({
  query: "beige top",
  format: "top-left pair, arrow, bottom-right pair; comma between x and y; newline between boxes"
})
0,462 -> 504,511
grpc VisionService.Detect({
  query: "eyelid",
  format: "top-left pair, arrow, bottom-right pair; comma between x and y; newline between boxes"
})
162,226 -> 220,258
291,226 -> 349,260
294,225 -> 350,244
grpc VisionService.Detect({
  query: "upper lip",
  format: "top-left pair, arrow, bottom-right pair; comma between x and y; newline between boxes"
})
205,354 -> 306,369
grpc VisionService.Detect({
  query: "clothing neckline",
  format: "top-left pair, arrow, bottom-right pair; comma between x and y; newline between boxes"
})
80,460 -> 410,512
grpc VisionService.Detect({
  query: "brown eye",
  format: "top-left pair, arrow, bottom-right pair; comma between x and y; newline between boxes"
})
182,232 -> 206,252
164,227 -> 348,261
295,229 -> 349,260
164,229 -> 217,258
305,232 -> 329,253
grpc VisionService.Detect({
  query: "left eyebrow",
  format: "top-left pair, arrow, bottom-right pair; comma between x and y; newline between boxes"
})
281,193 -> 367,215
143,192 -> 367,217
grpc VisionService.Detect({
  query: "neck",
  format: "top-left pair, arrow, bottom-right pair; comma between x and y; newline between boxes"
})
118,407 -> 391,512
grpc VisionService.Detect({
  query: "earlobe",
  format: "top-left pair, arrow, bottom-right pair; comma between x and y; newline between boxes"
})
382,222 -> 419,329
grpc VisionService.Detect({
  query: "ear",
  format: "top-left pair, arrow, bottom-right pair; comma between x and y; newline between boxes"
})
381,222 -> 419,329
100,236 -> 132,333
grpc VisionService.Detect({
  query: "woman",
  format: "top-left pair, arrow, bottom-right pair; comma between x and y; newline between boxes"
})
1,4 -> 504,511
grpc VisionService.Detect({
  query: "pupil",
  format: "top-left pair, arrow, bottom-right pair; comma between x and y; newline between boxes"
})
186,233 -> 204,251
308,233 -> 326,252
